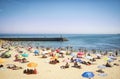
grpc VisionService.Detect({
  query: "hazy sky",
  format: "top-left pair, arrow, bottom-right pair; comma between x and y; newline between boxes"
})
0,0 -> 120,34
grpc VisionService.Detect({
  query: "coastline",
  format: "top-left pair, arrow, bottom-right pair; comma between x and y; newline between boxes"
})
0,40 -> 120,79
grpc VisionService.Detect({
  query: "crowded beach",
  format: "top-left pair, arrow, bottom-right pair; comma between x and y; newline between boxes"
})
0,40 -> 120,79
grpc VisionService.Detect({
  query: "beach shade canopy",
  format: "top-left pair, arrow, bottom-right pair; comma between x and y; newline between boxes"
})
0,58 -> 6,63
77,52 -> 84,55
60,50 -> 66,54
5,51 -> 12,55
42,51 -> 48,55
0,48 -> 4,51
82,72 -> 95,79
96,54 -> 102,57
53,55 -> 58,59
86,56 -> 93,59
50,56 -> 58,60
27,62 -> 38,68
22,53 -> 28,57
74,58 -> 82,63
108,52 -> 113,54
98,73 -> 108,77
70,53 -> 76,57
104,57 -> 110,61
108,56 -> 116,59
34,50 -> 39,54
97,65 -> 106,69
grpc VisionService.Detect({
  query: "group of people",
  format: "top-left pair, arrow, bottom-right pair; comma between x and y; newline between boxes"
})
6,64 -> 23,70
14,54 -> 29,63
23,68 -> 37,74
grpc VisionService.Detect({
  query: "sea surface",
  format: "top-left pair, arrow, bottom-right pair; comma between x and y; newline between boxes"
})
0,34 -> 120,50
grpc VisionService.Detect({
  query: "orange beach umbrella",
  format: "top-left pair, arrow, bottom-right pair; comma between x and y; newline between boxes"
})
0,58 -> 6,63
27,62 -> 38,68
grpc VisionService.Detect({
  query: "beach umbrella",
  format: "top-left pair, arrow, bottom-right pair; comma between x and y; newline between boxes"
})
74,58 -> 82,63
34,50 -> 39,54
86,56 -> 93,59
60,50 -> 66,54
56,49 -> 60,53
70,53 -> 76,57
42,51 -> 48,55
0,58 -> 5,63
50,55 -> 58,60
77,52 -> 84,58
97,65 -> 106,69
0,48 -> 4,51
98,73 -> 107,77
56,53 -> 60,57
82,72 -> 94,79
108,56 -> 116,59
22,53 -> 28,57
77,52 -> 84,55
5,51 -> 12,55
27,62 -> 38,68
108,52 -> 113,54
96,54 -> 102,57
53,55 -> 58,59
104,57 -> 109,61
107,58 -> 114,62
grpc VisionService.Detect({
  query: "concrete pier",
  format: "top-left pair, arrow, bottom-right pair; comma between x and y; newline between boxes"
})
0,37 -> 68,41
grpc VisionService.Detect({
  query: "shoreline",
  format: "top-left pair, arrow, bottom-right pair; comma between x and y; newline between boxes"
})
0,39 -> 120,52
0,40 -> 120,79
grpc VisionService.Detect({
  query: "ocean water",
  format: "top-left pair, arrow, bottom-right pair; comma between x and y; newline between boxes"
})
0,34 -> 120,50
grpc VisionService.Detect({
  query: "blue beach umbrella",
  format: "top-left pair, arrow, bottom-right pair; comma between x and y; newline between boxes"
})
82,72 -> 94,79
75,58 -> 82,63
34,50 -> 39,54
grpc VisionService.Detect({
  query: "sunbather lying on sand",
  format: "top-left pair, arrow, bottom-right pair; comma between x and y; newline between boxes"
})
60,63 -> 69,69
6,64 -> 22,70
72,62 -> 81,69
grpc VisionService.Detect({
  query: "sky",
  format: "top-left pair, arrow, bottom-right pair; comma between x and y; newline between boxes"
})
0,0 -> 120,34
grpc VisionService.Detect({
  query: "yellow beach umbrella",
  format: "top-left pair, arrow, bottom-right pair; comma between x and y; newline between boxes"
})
27,62 -> 38,68
53,55 -> 58,59
104,57 -> 110,61
0,58 -> 6,63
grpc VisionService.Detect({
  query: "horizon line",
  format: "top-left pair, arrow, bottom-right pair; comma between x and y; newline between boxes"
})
0,33 -> 119,35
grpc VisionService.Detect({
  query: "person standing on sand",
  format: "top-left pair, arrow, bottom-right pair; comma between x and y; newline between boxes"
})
115,50 -> 118,57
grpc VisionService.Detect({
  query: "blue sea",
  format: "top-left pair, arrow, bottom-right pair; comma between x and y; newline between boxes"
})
0,34 -> 120,50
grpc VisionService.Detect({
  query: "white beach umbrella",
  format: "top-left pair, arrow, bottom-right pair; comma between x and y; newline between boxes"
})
86,56 -> 93,59
42,51 -> 48,55
108,52 -> 113,54
96,53 -> 102,57
60,50 -> 66,54
0,48 -> 4,51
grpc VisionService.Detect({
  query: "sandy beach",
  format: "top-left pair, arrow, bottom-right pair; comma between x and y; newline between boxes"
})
0,0 -> 120,78
0,40 -> 120,79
